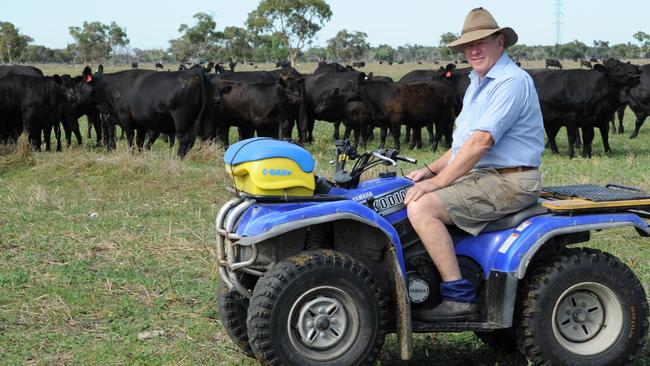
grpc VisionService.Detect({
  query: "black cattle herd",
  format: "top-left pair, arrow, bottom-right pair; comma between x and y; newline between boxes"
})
0,58 -> 648,159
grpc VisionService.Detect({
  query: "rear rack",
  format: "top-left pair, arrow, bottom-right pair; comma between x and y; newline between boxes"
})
541,184 -> 650,216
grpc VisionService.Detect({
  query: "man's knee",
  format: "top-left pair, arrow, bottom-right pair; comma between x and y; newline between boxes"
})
407,193 -> 453,226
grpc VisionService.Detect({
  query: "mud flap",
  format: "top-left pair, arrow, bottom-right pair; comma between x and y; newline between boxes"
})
389,245 -> 413,360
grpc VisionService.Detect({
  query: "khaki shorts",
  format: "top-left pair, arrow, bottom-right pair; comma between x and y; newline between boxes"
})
434,168 -> 542,236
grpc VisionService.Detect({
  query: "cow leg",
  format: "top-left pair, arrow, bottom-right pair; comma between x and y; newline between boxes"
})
565,123 -> 578,159
54,123 -> 62,152
427,123 -> 434,146
332,120 -> 341,140
629,113 -> 647,139
62,119 -> 72,147
544,123 -> 561,154
342,123 -> 352,140
132,129 -> 145,152
176,131 -> 195,158
104,116 -> 117,151
145,130 -> 159,150
404,126 -> 411,145
352,127 -> 360,149
390,123 -> 401,150
410,127 -> 421,150
572,127 -> 582,149
379,127 -> 387,149
598,123 -> 611,154
360,123 -> 371,149
43,126 -> 52,151
280,119 -> 294,140
433,122 -> 443,152
581,126 -> 594,158
617,105 -> 625,134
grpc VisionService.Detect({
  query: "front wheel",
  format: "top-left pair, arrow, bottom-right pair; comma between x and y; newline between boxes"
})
247,250 -> 388,365
517,248 -> 649,365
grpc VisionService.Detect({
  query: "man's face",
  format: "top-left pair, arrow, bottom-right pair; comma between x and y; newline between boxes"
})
464,34 -> 504,78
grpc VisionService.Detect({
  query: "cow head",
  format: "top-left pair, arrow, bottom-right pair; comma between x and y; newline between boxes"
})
54,74 -> 79,105
315,88 -> 344,114
597,58 -> 642,89
75,66 -> 100,106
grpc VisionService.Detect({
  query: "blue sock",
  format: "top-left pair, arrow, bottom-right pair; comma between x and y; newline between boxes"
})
440,278 -> 476,303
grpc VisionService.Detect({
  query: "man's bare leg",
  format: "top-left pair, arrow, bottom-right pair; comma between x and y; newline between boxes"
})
407,193 -> 461,282
406,191 -> 478,322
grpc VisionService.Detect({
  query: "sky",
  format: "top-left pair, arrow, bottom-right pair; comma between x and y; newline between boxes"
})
3,0 -> 649,50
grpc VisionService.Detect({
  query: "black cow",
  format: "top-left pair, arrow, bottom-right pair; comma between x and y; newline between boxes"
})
210,78 -> 299,145
545,59 -> 563,69
215,68 -> 307,142
352,61 -> 366,68
319,80 -> 454,151
580,60 -> 592,69
0,65 -> 45,143
76,67 -> 229,157
0,74 -> 74,150
399,64 -> 470,148
0,65 -> 44,78
620,63 -> 650,138
155,62 -> 164,70
59,74 -> 105,147
276,60 -> 292,68
313,62 -> 354,74
529,59 -> 641,158
131,61 -> 138,69
303,71 -> 367,143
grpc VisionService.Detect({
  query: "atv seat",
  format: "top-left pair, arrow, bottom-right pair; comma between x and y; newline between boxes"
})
481,203 -> 548,233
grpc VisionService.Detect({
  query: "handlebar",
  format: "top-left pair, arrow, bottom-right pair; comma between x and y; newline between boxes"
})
332,139 -> 417,188
371,151 -> 396,166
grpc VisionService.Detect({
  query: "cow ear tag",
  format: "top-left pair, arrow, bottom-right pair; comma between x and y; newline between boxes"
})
85,74 -> 93,83
445,71 -> 452,78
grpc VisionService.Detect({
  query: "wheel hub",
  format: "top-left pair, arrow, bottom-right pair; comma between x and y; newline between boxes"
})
296,295 -> 349,350
556,290 -> 605,342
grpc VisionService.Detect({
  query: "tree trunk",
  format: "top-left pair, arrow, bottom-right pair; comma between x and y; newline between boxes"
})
290,49 -> 298,67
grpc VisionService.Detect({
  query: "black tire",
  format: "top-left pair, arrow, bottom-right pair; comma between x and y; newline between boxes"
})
517,248 -> 649,365
475,328 -> 519,353
216,285 -> 254,357
247,250 -> 388,365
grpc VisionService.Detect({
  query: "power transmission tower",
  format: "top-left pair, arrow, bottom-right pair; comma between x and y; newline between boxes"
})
554,0 -> 563,45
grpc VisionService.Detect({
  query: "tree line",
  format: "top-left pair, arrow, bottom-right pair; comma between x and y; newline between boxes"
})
2,0 -> 650,66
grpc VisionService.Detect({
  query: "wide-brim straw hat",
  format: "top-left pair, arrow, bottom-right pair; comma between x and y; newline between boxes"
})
447,7 -> 518,53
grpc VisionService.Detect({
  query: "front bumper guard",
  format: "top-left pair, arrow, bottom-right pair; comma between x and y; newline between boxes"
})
215,197 -> 262,298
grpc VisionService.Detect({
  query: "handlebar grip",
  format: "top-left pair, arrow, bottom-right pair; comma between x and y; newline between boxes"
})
396,155 -> 417,164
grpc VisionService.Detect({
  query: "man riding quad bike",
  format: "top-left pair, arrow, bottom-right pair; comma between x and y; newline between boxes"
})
215,137 -> 649,365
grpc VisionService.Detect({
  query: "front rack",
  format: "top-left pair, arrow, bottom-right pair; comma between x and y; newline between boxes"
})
215,197 -> 263,298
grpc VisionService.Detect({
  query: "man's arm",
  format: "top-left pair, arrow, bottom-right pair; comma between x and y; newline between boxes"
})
406,149 -> 453,182
404,130 -> 493,204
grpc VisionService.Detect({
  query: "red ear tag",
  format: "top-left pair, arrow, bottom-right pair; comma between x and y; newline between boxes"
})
85,74 -> 93,83
445,71 -> 452,78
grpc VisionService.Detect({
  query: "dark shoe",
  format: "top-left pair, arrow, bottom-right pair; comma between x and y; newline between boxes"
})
413,300 -> 479,322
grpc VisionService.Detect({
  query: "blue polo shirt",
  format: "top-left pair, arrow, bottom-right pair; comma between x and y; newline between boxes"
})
449,52 -> 544,169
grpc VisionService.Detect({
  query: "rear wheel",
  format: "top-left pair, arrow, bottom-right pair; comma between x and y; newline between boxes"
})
517,248 -> 648,365
216,286 -> 253,357
247,250 -> 387,365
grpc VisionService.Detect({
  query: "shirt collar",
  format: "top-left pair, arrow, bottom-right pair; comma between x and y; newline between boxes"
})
469,52 -> 511,83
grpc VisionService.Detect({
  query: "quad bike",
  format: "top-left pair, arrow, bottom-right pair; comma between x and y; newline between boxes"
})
215,137 -> 649,365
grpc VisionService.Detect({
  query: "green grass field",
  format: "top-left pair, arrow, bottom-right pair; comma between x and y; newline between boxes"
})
1,63 -> 649,365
